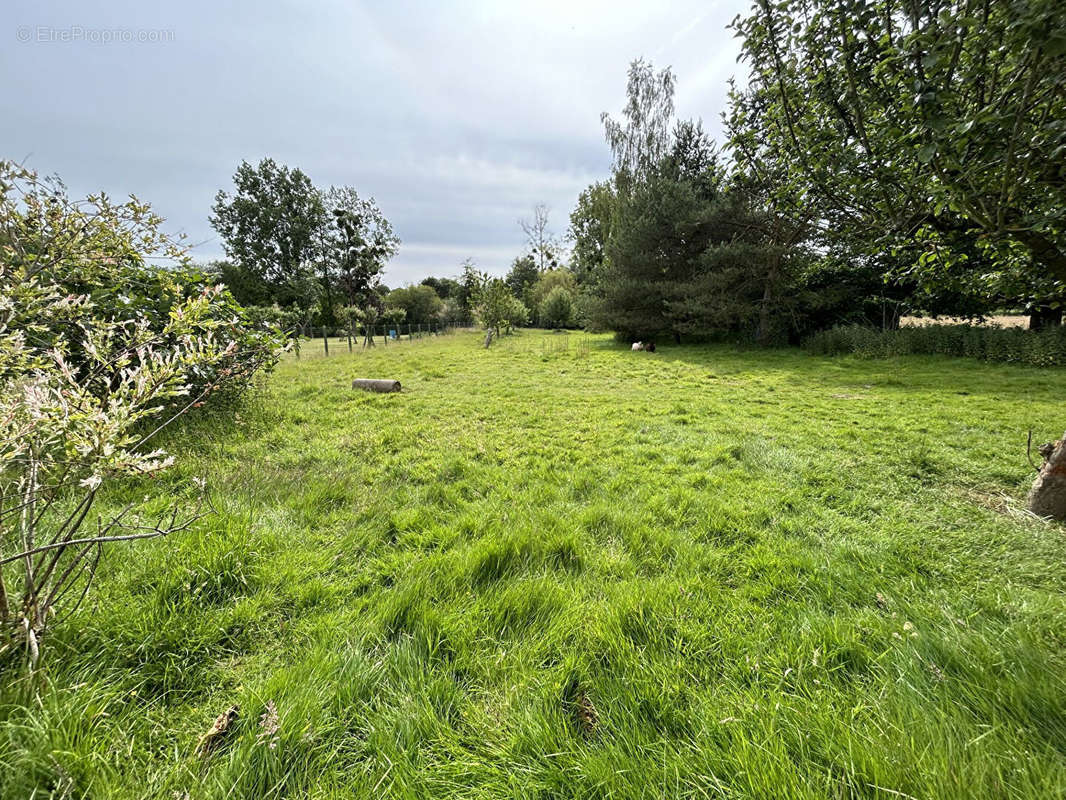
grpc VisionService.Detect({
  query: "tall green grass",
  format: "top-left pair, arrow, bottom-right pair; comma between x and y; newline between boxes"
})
804,323 -> 1066,367
1,331 -> 1064,798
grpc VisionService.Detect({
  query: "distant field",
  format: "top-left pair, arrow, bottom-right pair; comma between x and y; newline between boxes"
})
3,331 -> 1064,799
902,314 -> 1029,328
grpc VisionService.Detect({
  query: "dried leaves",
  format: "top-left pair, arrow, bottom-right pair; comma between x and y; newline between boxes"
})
563,678 -> 599,739
195,705 -> 239,756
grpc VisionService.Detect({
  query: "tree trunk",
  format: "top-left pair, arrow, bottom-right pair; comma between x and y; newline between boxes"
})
1014,230 -> 1066,285
1029,432 -> 1066,520
1029,306 -> 1063,330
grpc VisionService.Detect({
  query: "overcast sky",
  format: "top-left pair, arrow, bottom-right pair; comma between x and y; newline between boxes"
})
2,0 -> 750,286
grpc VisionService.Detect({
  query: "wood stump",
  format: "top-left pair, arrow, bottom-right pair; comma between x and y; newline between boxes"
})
1028,431 -> 1066,520
352,379 -> 401,393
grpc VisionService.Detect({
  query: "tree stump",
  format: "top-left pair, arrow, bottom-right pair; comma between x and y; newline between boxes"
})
1028,431 -> 1066,520
352,379 -> 401,393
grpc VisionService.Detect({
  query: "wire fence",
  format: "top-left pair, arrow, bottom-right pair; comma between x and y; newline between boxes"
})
287,322 -> 461,359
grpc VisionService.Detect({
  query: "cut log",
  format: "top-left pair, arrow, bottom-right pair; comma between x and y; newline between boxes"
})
352,378 -> 401,393
1028,431 -> 1066,520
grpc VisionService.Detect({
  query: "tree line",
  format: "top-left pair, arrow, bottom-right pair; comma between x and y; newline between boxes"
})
207,0 -> 1063,347
567,0 -> 1064,343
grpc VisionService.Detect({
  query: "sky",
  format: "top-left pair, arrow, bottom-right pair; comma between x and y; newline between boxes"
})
2,0 -> 750,286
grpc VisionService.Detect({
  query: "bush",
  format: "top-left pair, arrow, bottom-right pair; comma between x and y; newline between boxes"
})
0,162 -> 284,668
539,286 -> 574,329
804,324 -> 1066,367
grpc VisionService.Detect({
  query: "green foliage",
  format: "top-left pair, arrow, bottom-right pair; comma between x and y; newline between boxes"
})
568,181 -> 615,286
320,186 -> 399,311
473,277 -> 526,346
601,58 -> 676,181
539,286 -> 574,329
0,162 -> 283,667
2,332 -> 1064,796
583,62 -> 819,344
210,163 -> 400,323
420,276 -> 460,300
439,297 -> 467,327
210,159 -> 326,310
729,0 -> 1066,309
240,304 -> 304,336
380,306 -> 406,328
385,285 -> 444,326
594,152 -> 724,339
529,269 -> 577,321
805,323 -> 1066,367
504,254 -> 538,309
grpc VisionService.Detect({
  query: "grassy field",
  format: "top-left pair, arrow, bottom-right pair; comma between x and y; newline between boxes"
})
2,330 -> 1065,799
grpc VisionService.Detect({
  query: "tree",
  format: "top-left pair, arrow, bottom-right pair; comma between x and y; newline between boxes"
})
208,259 -> 272,307
667,189 -> 810,345
504,295 -> 530,336
505,254 -> 539,311
381,306 -> 407,333
385,285 -> 444,325
530,269 -> 578,320
598,171 -> 710,340
321,186 -> 399,309
456,258 -> 483,319
210,159 -> 326,310
421,276 -> 460,300
729,0 -> 1066,325
540,286 -> 575,329
568,181 -> 615,286
519,204 -> 563,272
594,98 -> 733,340
601,59 -> 677,183
323,188 -> 399,346
469,274 -> 526,347
440,297 -> 468,327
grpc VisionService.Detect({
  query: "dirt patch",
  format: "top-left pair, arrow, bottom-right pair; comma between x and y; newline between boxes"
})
901,315 -> 1028,328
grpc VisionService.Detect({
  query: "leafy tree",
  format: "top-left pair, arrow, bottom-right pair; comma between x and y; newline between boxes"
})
594,91 -> 733,340
505,295 -> 530,334
601,59 -> 677,182
598,171 -> 711,340
667,190 -> 810,344
210,159 -> 326,310
439,297 -> 468,327
456,258 -> 483,320
382,306 -> 407,331
505,254 -> 539,310
207,259 -> 272,307
321,186 -> 399,308
322,189 -> 399,345
421,276 -> 460,299
540,285 -> 575,329
568,181 -> 615,286
470,274 -> 526,347
729,0 -> 1066,324
385,285 -> 444,325
530,269 -> 578,321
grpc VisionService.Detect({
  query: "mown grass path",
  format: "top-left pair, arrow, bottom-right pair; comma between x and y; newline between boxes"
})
3,331 -> 1065,798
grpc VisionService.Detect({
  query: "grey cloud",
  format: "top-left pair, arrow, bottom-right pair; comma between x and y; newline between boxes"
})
1,0 -> 750,286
